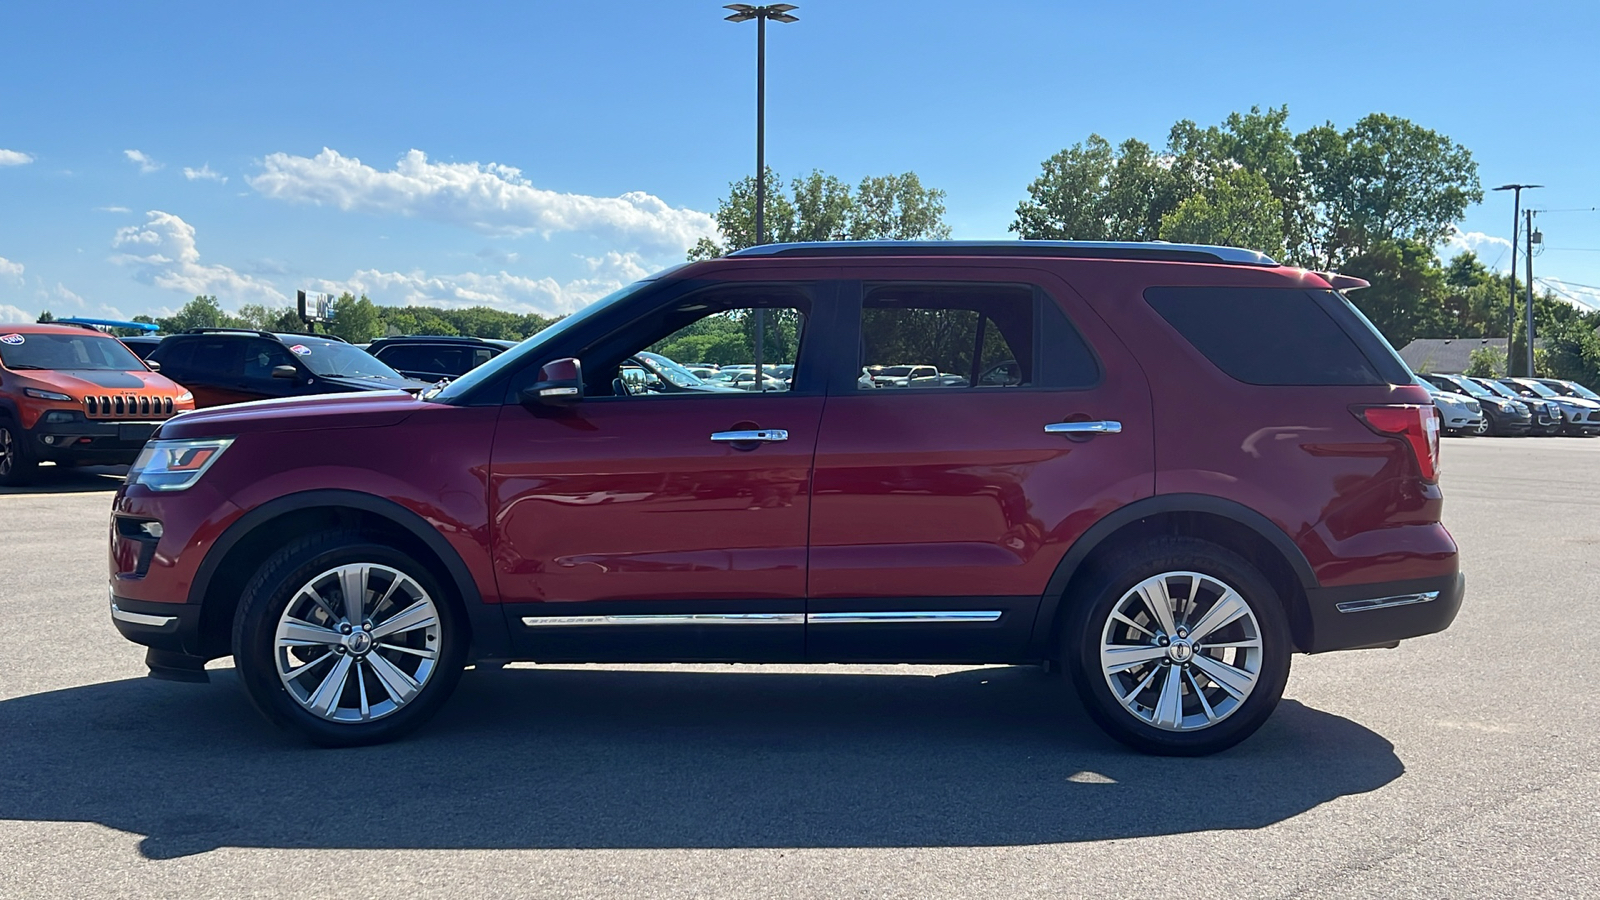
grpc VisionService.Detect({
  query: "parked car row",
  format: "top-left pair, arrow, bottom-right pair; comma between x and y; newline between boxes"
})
1418,372 -> 1600,437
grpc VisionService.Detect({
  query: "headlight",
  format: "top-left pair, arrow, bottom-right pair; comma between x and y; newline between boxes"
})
175,391 -> 193,404
23,387 -> 72,402
129,437 -> 234,492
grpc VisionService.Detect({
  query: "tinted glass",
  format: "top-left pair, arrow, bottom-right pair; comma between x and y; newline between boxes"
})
0,332 -> 146,371
1146,287 -> 1386,386
859,283 -> 1033,390
280,337 -> 407,382
242,340 -> 299,384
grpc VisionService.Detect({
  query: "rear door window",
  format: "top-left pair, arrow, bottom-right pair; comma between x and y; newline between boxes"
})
1145,287 -> 1405,386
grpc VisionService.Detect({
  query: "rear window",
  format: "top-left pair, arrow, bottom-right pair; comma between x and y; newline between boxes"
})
1144,287 -> 1406,386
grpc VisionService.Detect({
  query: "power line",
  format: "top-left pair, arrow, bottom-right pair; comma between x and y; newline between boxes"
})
1535,276 -> 1600,292
1528,207 -> 1599,213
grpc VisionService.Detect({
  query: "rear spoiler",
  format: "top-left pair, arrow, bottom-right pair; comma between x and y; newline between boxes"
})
1316,272 -> 1371,292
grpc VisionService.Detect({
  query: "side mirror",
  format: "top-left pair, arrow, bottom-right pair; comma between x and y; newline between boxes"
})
521,357 -> 583,407
271,365 -> 299,380
145,360 -> 162,372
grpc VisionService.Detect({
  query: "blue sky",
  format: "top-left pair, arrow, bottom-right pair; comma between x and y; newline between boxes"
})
3,0 -> 1599,324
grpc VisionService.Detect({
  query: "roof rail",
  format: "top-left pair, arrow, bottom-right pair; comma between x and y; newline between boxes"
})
180,327 -> 348,343
725,240 -> 1280,267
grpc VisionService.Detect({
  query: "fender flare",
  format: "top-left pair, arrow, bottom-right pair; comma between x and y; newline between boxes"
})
1027,493 -> 1317,656
189,489 -> 508,657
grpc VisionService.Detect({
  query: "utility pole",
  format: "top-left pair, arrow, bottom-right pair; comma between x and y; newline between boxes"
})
1526,209 -> 1538,377
1492,184 -> 1540,375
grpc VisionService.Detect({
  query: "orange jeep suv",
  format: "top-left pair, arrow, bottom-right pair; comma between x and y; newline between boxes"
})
0,323 -> 194,485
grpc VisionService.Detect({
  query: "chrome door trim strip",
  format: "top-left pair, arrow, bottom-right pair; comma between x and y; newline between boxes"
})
518,610 -> 1006,627
521,613 -> 806,627
110,604 -> 179,628
807,610 -> 1003,624
1334,591 -> 1440,614
710,429 -> 789,443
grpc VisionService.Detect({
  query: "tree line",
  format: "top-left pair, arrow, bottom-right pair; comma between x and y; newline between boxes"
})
39,105 -> 1600,385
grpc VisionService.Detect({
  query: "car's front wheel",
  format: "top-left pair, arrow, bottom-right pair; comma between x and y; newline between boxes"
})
232,530 -> 467,747
0,420 -> 38,487
1066,537 -> 1291,756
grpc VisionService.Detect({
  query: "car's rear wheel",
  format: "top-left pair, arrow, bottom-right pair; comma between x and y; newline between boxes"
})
1066,537 -> 1291,756
0,420 -> 38,487
232,530 -> 467,747
1472,417 -> 1490,436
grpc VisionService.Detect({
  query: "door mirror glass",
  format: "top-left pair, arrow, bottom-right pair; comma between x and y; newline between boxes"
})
522,357 -> 583,406
271,365 -> 299,380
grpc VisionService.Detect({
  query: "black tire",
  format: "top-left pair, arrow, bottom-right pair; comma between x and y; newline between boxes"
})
1064,537 -> 1292,756
1472,416 -> 1490,436
0,418 -> 38,487
232,529 -> 468,747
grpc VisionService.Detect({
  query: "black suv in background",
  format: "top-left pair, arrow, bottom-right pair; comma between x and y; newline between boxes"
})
366,335 -> 518,382
147,329 -> 428,409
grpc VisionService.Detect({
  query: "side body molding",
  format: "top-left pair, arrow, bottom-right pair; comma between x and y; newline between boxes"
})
1027,493 -> 1318,657
188,489 -> 508,657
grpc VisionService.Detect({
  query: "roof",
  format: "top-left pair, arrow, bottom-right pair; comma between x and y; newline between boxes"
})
1398,338 -> 1524,374
725,240 -> 1280,267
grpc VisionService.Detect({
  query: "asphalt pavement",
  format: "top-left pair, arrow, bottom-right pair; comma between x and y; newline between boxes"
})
0,440 -> 1595,899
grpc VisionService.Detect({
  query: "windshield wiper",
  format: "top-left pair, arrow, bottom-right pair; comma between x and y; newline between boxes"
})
5,364 -> 46,370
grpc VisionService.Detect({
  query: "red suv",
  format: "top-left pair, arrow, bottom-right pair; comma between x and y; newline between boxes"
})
108,242 -> 1463,755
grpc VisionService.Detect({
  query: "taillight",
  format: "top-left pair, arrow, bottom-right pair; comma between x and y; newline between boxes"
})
1356,405 -> 1440,481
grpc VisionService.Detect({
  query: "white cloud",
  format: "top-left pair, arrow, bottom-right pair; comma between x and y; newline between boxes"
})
1444,226 -> 1513,267
111,210 -> 287,305
1,304 -> 34,324
183,164 -> 227,184
313,268 -> 609,317
0,149 -> 34,166
51,282 -> 88,309
96,206 -> 132,213
248,148 -> 717,253
0,256 -> 23,284
124,149 -> 163,174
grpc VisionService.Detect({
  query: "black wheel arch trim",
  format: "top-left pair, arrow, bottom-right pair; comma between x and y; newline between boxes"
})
188,489 -> 508,657
1027,493 -> 1317,657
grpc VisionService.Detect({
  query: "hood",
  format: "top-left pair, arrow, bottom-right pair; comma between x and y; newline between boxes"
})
158,390 -> 424,439
17,368 -> 187,396
317,372 -> 435,393
1555,396 -> 1600,410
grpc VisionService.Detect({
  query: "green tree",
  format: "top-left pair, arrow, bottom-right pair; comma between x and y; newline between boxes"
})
1339,240 -> 1452,348
691,167 -> 951,259
1158,168 -> 1286,257
328,293 -> 381,343
36,310 -> 54,323
1011,134 -> 1120,241
157,295 -> 231,333
1465,345 -> 1506,377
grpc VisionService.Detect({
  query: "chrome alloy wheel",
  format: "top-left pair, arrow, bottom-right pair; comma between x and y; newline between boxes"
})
1099,570 -> 1264,732
0,426 -> 13,477
274,564 -> 442,723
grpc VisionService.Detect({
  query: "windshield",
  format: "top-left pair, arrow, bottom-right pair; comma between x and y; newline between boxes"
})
287,338 -> 408,381
1442,376 -> 1492,399
0,331 -> 146,372
1475,379 -> 1521,399
1561,381 -> 1600,401
636,351 -> 712,388
426,280 -> 652,402
1514,380 -> 1559,398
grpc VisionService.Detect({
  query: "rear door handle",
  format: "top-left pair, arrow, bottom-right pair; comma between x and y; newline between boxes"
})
711,429 -> 789,443
1044,421 -> 1122,435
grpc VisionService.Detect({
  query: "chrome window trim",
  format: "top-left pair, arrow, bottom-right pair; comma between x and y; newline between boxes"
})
1334,591 -> 1440,614
110,604 -> 179,628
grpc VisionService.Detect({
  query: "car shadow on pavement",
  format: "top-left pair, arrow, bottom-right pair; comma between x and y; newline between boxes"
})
0,664 -> 1402,859
0,465 -> 125,494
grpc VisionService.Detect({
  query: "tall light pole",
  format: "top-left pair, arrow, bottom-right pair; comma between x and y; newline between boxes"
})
723,3 -> 798,247
1492,183 -> 1541,375
724,4 -> 797,389
1526,210 -> 1540,377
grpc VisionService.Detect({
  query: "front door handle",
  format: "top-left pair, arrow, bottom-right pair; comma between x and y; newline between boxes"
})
1045,421 -> 1122,435
711,429 -> 789,443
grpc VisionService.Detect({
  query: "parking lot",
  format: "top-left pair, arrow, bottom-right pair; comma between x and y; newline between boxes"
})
0,437 -> 1595,900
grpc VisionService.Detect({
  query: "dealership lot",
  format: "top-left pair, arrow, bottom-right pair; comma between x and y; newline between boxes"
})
0,439 -> 1595,899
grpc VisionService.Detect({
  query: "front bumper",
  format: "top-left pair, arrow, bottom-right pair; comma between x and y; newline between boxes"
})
1303,572 -> 1464,653
109,592 -> 212,681
29,418 -> 163,465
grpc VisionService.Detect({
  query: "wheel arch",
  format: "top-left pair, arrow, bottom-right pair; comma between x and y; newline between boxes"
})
1029,494 -> 1318,657
190,489 -> 506,660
